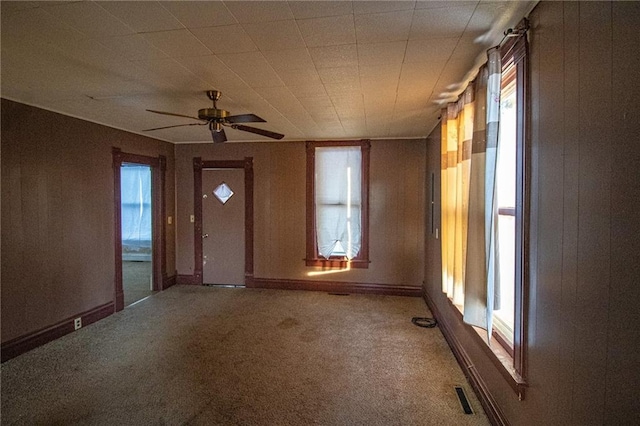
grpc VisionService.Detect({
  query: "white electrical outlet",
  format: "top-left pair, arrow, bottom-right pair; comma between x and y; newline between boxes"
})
74,317 -> 82,330
190,214 -> 195,223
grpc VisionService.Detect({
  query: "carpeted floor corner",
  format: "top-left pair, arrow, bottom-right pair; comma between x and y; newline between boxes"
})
1,285 -> 489,425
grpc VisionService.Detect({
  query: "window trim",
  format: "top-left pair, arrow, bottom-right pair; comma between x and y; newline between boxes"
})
305,140 -> 370,268
489,32 -> 529,390
511,32 -> 530,384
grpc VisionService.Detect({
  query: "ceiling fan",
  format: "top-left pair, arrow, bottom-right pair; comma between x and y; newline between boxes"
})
143,90 -> 284,143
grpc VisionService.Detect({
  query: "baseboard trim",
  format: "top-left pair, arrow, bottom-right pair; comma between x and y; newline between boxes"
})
251,277 -> 422,297
1,302 -> 115,363
115,290 -> 124,312
422,288 -> 509,426
162,273 -> 177,290
176,274 -> 199,285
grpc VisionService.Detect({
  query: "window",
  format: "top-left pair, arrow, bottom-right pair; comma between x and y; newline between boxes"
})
439,26 -> 528,396
306,140 -> 370,268
494,61 -> 518,351
493,36 -> 528,370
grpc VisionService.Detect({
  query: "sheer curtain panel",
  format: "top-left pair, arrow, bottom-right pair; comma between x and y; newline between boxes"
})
121,164 -> 152,245
315,146 -> 362,259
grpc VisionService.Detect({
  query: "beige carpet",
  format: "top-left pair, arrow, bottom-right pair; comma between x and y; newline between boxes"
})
1,286 -> 489,425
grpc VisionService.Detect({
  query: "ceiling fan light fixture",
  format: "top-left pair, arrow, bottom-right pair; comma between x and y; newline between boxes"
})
144,90 -> 284,142
209,122 -> 227,143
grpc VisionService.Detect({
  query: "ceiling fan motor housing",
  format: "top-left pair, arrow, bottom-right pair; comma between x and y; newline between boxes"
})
198,108 -> 229,121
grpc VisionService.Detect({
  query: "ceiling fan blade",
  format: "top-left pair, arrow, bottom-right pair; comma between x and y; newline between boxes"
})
211,127 -> 227,144
142,122 -> 208,131
146,109 -> 204,121
232,124 -> 284,140
225,113 -> 266,123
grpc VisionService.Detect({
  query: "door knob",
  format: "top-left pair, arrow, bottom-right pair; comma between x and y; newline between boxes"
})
202,233 -> 209,239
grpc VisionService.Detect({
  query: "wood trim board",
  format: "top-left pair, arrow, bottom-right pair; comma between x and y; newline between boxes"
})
1,302 -> 114,363
176,274 -> 199,285
251,278 -> 421,297
162,274 -> 177,290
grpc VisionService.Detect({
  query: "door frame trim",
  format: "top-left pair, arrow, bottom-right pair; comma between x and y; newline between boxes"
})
113,148 -> 166,311
193,157 -> 254,286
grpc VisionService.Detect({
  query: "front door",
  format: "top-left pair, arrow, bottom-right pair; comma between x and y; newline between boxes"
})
202,168 -> 245,285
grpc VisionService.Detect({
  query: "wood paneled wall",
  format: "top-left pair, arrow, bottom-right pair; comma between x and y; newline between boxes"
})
423,1 -> 640,424
175,139 -> 425,288
1,99 -> 176,344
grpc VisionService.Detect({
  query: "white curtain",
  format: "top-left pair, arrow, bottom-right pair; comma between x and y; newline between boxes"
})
315,146 -> 362,259
463,47 -> 502,340
121,164 -> 152,244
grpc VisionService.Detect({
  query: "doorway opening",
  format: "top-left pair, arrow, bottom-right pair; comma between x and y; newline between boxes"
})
113,148 -> 166,311
121,163 -> 154,306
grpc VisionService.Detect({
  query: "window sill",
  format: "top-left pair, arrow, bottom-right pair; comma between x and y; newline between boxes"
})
471,326 -> 527,400
304,258 -> 369,269
447,299 -> 527,400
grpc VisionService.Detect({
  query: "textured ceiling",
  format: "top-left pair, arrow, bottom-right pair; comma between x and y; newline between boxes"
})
1,1 -> 535,143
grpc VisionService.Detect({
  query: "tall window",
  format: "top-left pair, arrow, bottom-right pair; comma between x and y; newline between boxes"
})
494,59 -> 519,351
494,37 -> 528,366
439,27 -> 528,395
306,140 -> 370,268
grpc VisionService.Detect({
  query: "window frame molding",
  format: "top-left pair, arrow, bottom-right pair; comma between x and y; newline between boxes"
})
502,33 -> 529,384
305,139 -> 371,268
481,32 -> 530,396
